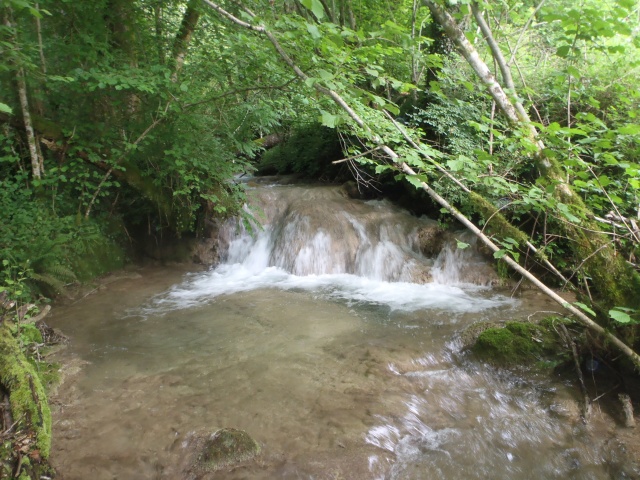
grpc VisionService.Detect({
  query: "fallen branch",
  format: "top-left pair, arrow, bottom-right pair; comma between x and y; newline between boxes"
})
22,305 -> 51,325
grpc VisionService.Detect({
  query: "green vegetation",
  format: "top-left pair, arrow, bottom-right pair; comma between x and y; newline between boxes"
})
473,320 -> 567,367
0,321 -> 52,458
257,123 -> 343,179
1,0 -> 640,476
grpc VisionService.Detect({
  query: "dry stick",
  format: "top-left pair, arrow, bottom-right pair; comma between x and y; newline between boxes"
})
559,323 -> 591,422
507,0 -> 547,66
332,147 -> 383,164
25,305 -> 51,325
201,0 -> 640,369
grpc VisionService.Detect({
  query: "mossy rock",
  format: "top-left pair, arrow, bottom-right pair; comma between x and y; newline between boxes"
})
472,320 -> 564,366
195,428 -> 261,473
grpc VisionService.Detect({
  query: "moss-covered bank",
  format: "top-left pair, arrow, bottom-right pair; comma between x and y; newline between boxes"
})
0,321 -> 54,478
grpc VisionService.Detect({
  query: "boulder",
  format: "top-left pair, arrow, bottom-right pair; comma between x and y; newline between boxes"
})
189,428 -> 261,475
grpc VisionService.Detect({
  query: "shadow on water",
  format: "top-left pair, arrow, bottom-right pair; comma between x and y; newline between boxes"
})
48,182 -> 639,479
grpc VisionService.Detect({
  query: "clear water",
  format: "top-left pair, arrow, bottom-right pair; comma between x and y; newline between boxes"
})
47,182 -> 638,479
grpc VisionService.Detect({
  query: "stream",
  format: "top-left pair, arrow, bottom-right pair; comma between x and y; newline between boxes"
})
48,179 -> 639,479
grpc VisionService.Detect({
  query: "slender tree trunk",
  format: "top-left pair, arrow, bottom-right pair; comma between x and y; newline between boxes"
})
155,1 -> 165,65
345,0 -> 356,30
170,0 -> 200,82
16,67 -> 42,180
3,6 -> 43,179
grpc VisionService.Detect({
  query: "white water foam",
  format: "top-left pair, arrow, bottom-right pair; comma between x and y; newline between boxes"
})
148,264 -> 515,315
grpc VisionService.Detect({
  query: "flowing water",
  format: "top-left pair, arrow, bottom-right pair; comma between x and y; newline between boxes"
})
48,179 -> 638,479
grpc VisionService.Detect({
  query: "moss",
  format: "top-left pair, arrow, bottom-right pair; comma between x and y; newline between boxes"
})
468,192 -> 529,245
16,324 -> 43,346
196,428 -> 261,473
473,320 -> 563,366
469,189 -> 640,314
0,322 -> 52,459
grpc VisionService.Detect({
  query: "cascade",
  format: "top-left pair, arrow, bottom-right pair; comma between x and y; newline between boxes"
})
217,179 -> 496,285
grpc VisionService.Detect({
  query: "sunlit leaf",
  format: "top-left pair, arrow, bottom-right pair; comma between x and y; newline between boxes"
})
609,309 -> 633,324
301,0 -> 325,20
456,239 -> 470,250
574,302 -> 596,317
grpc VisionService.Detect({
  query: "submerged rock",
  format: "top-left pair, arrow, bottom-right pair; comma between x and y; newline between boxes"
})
191,428 -> 261,474
417,224 -> 447,257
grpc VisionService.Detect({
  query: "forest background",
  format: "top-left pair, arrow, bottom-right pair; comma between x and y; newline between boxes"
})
1,0 -> 640,476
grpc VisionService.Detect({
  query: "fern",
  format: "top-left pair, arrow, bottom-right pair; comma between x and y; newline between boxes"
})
28,273 -> 69,294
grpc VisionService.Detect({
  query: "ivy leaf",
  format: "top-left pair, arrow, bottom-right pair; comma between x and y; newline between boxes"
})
493,249 -> 506,259
301,0 -> 325,21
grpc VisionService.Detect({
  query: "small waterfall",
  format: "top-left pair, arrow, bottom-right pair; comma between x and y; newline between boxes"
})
432,235 -> 499,286
156,180 -> 512,313
217,182 -> 494,284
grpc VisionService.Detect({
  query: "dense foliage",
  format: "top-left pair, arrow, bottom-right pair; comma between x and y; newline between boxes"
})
1,0 -> 640,473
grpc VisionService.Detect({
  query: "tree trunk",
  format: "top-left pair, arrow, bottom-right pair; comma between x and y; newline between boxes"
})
2,7 -> 43,180
16,67 -> 42,180
170,0 -> 200,82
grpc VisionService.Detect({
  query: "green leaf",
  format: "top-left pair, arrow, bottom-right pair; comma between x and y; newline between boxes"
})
493,249 -> 506,259
0,102 -> 12,114
456,239 -> 470,250
301,0 -> 325,20
404,175 -> 425,189
609,309 -> 632,324
574,302 -> 596,317
319,110 -> 338,128
566,65 -> 581,78
306,23 -> 321,39
618,124 -> 640,135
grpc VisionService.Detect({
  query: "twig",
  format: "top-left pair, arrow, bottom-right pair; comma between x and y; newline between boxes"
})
591,383 -> 620,403
1,414 -> 23,438
332,146 -> 382,164
559,324 -> 591,422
